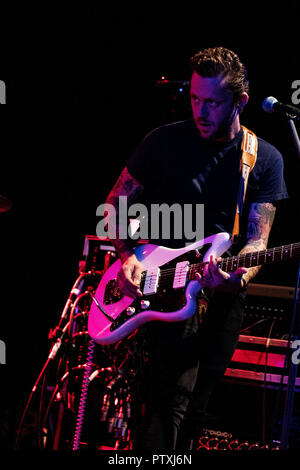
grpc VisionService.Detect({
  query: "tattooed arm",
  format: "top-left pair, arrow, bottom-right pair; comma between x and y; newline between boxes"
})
105,166 -> 145,298
197,202 -> 276,292
238,202 -> 276,286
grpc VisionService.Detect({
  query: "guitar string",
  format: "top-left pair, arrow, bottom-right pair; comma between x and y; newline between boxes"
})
111,244 -> 300,294
141,243 -> 300,285
149,244 -> 300,277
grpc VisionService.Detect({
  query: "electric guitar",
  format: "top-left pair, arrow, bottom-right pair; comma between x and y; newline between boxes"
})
88,232 -> 300,345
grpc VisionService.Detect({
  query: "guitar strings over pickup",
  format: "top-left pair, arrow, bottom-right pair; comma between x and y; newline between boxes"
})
173,261 -> 190,289
143,267 -> 160,295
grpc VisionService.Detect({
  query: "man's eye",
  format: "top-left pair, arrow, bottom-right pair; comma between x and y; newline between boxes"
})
207,100 -> 219,107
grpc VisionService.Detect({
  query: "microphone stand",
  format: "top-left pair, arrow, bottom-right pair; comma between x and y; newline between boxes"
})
287,118 -> 300,158
280,114 -> 300,450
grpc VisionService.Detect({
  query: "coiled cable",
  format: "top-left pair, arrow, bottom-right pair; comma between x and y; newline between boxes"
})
72,339 -> 95,450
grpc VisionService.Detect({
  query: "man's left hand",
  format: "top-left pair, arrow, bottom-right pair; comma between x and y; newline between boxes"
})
195,255 -> 248,292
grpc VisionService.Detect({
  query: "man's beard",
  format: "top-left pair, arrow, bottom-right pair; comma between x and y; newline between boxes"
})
205,105 -> 239,142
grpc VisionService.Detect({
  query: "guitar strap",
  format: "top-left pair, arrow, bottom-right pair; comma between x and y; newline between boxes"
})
231,125 -> 258,242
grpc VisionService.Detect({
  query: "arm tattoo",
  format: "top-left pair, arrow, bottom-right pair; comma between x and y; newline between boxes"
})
106,166 -> 144,206
105,167 -> 144,261
246,202 -> 276,243
239,202 -> 276,284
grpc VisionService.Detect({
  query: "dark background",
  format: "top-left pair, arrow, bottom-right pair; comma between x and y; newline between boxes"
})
0,3 -> 300,448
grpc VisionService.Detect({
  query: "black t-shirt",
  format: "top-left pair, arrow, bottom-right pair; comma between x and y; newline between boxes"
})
126,119 -> 288,249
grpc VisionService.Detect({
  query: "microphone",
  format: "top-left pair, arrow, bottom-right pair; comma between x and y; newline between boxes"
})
262,96 -> 300,119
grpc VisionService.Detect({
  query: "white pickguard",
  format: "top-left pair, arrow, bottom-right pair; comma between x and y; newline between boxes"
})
88,232 -> 232,345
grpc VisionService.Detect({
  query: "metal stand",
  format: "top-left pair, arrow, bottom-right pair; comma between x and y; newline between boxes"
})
280,115 -> 300,450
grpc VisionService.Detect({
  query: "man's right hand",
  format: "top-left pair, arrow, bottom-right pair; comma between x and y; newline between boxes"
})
117,254 -> 145,298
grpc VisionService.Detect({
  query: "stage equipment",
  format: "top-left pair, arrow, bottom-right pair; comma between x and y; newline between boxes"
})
16,235 -> 300,451
224,283 -> 300,387
262,94 -> 300,450
184,283 -> 300,450
195,428 -> 281,451
15,236 -> 147,451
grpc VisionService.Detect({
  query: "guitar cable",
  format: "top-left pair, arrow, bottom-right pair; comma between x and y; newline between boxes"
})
72,339 -> 95,451
14,272 -> 91,450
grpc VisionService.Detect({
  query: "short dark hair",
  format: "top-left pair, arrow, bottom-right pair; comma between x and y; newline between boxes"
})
190,46 -> 249,104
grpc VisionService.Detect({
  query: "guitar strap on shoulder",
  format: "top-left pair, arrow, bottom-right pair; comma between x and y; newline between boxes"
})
231,125 -> 258,242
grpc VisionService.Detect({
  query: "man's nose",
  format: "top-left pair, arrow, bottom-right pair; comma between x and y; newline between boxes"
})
198,101 -> 209,118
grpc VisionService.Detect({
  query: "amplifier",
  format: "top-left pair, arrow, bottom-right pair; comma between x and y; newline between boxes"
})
81,235 -> 116,273
224,334 -> 300,387
242,283 -> 299,339
81,235 -> 148,272
224,282 -> 300,387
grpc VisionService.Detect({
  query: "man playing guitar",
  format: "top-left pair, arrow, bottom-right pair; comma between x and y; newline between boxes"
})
95,47 -> 289,450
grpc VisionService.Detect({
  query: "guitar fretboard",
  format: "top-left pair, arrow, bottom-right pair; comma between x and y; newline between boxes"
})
188,242 -> 300,279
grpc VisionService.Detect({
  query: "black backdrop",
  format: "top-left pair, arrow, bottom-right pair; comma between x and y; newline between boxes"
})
1,3 -> 300,449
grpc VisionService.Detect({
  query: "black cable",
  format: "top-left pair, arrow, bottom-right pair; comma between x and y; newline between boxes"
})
15,272 -> 94,449
14,355 -> 53,449
41,369 -> 70,449
14,322 -> 70,449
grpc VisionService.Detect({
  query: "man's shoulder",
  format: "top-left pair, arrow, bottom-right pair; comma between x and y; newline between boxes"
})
257,136 -> 283,160
145,119 -> 195,140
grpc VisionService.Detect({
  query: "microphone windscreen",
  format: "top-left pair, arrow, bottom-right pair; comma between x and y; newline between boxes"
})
262,96 -> 278,113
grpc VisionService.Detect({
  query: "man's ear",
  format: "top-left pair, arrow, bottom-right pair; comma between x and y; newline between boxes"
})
237,92 -> 249,112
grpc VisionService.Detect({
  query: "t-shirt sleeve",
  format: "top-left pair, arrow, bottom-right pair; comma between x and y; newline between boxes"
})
126,127 -> 164,188
250,143 -> 289,204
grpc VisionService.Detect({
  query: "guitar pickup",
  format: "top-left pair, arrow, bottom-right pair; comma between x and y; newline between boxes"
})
173,261 -> 190,289
143,267 -> 160,295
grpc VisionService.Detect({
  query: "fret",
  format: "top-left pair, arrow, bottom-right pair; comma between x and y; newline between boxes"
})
283,245 -> 292,260
249,252 -> 253,268
257,250 -> 263,266
237,255 -> 242,269
240,254 -> 246,269
260,250 -> 266,265
251,252 -> 257,267
265,249 -> 270,262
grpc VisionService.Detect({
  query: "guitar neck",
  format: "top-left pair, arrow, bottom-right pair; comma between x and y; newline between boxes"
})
189,242 -> 300,277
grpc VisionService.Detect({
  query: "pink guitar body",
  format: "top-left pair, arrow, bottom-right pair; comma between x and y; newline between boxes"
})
88,232 -> 232,345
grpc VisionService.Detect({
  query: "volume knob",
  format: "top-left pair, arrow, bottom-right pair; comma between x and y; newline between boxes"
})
126,307 -> 135,316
